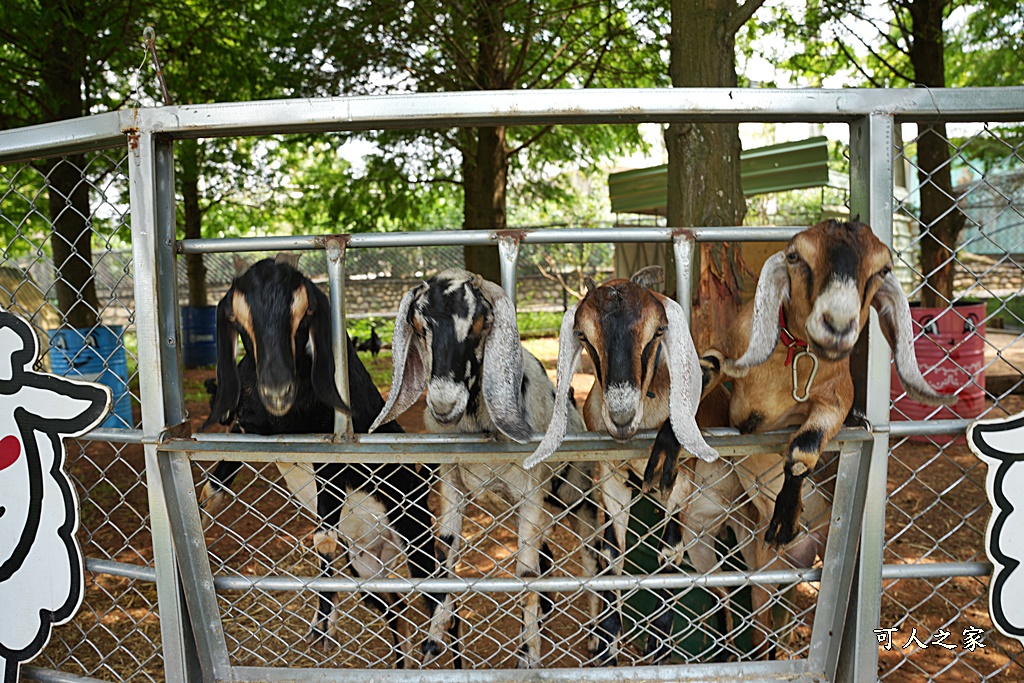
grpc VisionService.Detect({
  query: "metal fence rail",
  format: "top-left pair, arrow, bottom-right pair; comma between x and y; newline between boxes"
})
2,87 -> 1023,683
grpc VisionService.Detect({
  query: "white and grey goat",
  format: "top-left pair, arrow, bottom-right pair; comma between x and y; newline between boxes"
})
370,269 -> 601,669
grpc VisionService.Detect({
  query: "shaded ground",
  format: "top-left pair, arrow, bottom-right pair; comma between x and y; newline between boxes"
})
42,333 -> 1024,680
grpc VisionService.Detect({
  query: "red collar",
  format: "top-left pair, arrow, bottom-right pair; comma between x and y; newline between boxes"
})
779,306 -> 807,367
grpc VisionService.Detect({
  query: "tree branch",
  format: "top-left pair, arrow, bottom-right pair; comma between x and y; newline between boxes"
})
834,36 -> 885,87
727,0 -> 769,36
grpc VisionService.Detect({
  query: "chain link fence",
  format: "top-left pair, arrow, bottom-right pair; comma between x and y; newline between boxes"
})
0,152 -> 162,682
879,122 -> 1024,682
1,95 -> 1023,682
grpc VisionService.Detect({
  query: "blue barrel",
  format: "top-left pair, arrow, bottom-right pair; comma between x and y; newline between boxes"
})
47,326 -> 134,429
181,305 -> 218,368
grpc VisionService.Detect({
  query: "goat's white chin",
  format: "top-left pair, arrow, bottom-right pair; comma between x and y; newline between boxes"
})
606,422 -> 640,441
602,383 -> 643,440
431,408 -> 465,425
808,339 -> 855,362
426,378 -> 469,426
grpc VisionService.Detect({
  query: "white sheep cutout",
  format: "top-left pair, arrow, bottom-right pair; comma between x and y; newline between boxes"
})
968,411 -> 1024,647
0,308 -> 110,683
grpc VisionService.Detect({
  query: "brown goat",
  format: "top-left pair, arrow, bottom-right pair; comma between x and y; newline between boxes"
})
526,266 -> 720,663
694,219 -> 955,547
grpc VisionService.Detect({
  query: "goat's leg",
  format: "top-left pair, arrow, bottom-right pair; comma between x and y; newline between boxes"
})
423,467 -> 466,665
311,530 -> 339,646
764,402 -> 844,547
516,489 -> 552,669
311,464 -> 346,646
394,468 -> 441,667
566,491 -> 607,665
274,461 -> 318,517
200,460 -> 243,516
595,463 -> 632,666
684,528 -> 738,662
644,458 -> 701,663
200,425 -> 247,515
643,418 -> 682,495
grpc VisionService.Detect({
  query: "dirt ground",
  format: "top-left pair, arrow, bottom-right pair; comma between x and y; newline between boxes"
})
45,335 -> 1024,681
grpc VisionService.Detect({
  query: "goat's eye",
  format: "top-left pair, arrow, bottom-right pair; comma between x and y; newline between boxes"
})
786,251 -> 801,264
878,265 -> 892,278
575,331 -> 587,342
654,325 -> 667,337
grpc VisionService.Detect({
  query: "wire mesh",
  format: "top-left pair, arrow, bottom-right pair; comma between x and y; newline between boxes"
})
3,108 -> 1024,682
191,449 -> 837,669
882,121 -> 1024,681
0,152 -> 160,682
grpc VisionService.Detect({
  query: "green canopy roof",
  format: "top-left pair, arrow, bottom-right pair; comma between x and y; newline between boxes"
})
609,136 -> 842,216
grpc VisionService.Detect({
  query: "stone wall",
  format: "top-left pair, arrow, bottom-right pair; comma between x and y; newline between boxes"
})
953,253 -> 1024,298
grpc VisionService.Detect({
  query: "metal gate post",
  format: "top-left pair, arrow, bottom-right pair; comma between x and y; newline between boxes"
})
837,113 -> 895,682
128,131 -> 204,682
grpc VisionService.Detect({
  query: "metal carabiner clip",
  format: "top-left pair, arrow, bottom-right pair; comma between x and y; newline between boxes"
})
791,350 -> 819,403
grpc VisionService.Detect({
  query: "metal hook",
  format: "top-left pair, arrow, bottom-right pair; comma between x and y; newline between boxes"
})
791,350 -> 819,403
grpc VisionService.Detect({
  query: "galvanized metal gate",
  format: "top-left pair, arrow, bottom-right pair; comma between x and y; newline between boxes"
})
1,88 -> 1022,683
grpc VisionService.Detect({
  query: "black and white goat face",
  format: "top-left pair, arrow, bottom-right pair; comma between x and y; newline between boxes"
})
206,258 -> 348,425
415,274 -> 492,424
370,269 -> 532,442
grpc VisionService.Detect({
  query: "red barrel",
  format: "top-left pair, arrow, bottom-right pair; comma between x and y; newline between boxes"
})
890,301 -> 986,444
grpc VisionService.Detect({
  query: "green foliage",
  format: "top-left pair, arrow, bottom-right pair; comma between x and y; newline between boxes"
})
768,0 -> 1021,90
947,1 -> 1024,87
347,317 -> 394,346
516,311 -> 565,336
987,295 -> 1024,330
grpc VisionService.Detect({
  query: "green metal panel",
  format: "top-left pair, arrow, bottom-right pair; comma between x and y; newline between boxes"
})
609,136 -> 833,216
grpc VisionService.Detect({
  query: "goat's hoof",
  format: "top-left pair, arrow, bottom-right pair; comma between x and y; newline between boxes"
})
764,517 -> 797,547
421,638 -> 443,664
658,544 -> 687,568
588,638 -> 618,667
199,486 -> 230,517
516,644 -> 541,669
307,626 -> 329,650
642,636 -> 669,664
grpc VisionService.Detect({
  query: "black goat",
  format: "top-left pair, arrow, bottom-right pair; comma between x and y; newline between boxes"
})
200,257 -> 433,667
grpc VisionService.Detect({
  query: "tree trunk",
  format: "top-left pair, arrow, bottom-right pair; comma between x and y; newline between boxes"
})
463,0 -> 508,286
908,0 -> 962,307
41,0 -> 99,328
180,140 -> 209,307
464,125 -> 508,285
47,155 -> 100,328
666,0 -> 752,349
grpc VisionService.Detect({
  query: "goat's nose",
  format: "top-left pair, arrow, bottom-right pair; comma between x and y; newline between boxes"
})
608,407 -> 635,429
822,313 -> 855,338
260,382 -> 295,415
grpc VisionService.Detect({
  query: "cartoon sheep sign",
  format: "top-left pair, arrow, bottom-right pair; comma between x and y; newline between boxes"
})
968,411 -> 1024,646
0,308 -> 110,683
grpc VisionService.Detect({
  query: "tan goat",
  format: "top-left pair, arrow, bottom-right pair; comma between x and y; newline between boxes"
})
525,266 -> 721,664
693,219 -> 955,549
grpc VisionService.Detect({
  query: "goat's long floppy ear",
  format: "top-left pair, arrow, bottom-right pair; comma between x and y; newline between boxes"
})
630,265 -> 664,289
478,279 -> 532,443
307,282 -> 351,415
655,293 -> 719,462
369,286 -> 428,432
872,270 -> 958,407
723,251 -> 789,376
524,305 -> 580,469
204,291 -> 240,429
